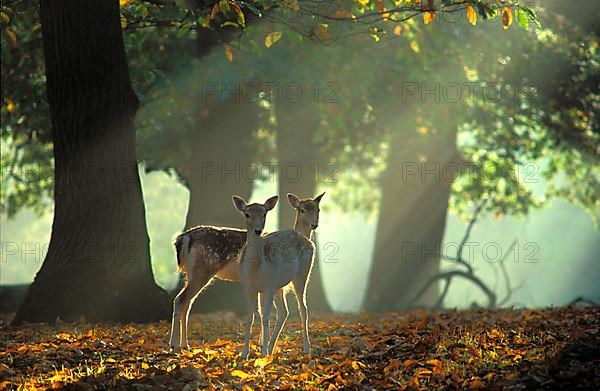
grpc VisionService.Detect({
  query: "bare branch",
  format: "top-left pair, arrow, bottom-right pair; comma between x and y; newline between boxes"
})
410,196 -> 512,310
413,271 -> 497,308
498,240 -> 520,306
434,277 -> 452,310
456,198 -> 488,266
569,296 -> 598,306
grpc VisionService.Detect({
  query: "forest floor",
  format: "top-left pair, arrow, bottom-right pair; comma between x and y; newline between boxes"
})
1,306 -> 598,390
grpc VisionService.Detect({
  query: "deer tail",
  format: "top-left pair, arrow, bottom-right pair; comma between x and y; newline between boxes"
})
175,234 -> 191,273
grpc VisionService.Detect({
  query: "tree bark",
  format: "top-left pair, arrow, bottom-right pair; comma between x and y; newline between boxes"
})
275,97 -> 332,313
177,97 -> 260,314
364,119 -> 459,312
13,0 -> 170,324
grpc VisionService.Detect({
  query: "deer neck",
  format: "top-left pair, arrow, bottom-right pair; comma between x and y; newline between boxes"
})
245,230 -> 264,245
244,231 -> 265,261
294,216 -> 313,240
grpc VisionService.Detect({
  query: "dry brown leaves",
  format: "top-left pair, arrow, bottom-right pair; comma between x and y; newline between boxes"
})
1,306 -> 598,390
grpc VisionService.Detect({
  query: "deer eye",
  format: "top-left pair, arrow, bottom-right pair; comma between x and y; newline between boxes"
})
263,213 -> 267,218
244,213 -> 250,218
300,209 -> 305,214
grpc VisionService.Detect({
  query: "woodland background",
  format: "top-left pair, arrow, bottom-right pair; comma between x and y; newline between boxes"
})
1,0 -> 598,320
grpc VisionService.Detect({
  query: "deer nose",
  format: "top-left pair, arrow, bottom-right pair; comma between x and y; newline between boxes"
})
254,229 -> 262,235
311,223 -> 318,229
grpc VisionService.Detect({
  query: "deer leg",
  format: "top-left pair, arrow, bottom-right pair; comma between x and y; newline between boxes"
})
260,289 -> 275,356
169,279 -> 188,352
292,279 -> 311,354
180,273 -> 212,350
268,288 -> 289,355
257,292 -> 264,347
241,288 -> 258,359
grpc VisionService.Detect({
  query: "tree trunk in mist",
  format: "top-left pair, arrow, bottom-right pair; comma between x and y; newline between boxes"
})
14,0 -> 170,324
178,97 -> 260,314
275,97 -> 332,313
364,120 -> 459,312
166,25 -> 263,314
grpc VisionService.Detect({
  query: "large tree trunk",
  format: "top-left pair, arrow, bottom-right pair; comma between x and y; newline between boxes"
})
178,97 -> 260,314
13,0 -> 170,324
275,97 -> 332,313
364,119 -> 458,312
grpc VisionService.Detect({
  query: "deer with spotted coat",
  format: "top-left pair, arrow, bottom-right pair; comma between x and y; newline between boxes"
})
168,193 -> 324,354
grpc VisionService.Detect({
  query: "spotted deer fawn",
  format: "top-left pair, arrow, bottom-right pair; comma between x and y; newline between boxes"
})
168,192 -> 324,353
233,195 -> 315,358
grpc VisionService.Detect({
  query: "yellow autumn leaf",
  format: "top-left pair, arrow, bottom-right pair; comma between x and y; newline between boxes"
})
265,31 -> 282,48
206,3 -> 219,24
224,46 -> 233,62
466,4 -> 477,26
410,40 -> 420,53
393,25 -> 402,36
231,369 -> 251,379
55,332 -> 74,341
120,14 -> 127,29
358,0 -> 369,6
254,356 -> 272,368
423,11 -> 435,25
4,27 -> 17,47
502,7 -> 513,29
48,372 -> 67,383
426,358 -> 442,373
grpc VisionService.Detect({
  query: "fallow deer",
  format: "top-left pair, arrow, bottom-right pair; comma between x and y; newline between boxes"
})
168,193 -> 324,353
233,195 -> 315,358
265,192 -> 324,355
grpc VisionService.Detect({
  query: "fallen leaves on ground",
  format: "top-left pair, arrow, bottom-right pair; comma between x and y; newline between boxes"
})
1,306 -> 598,390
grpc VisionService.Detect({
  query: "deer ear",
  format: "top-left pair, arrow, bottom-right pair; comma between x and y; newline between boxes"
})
263,195 -> 279,211
314,192 -> 326,204
287,193 -> 301,209
232,195 -> 247,211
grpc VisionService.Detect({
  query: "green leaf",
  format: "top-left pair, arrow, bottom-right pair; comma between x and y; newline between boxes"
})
476,3 -> 497,20
522,6 -> 542,28
286,31 -> 303,42
176,22 -> 192,37
196,15 -> 207,27
515,8 -> 529,30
